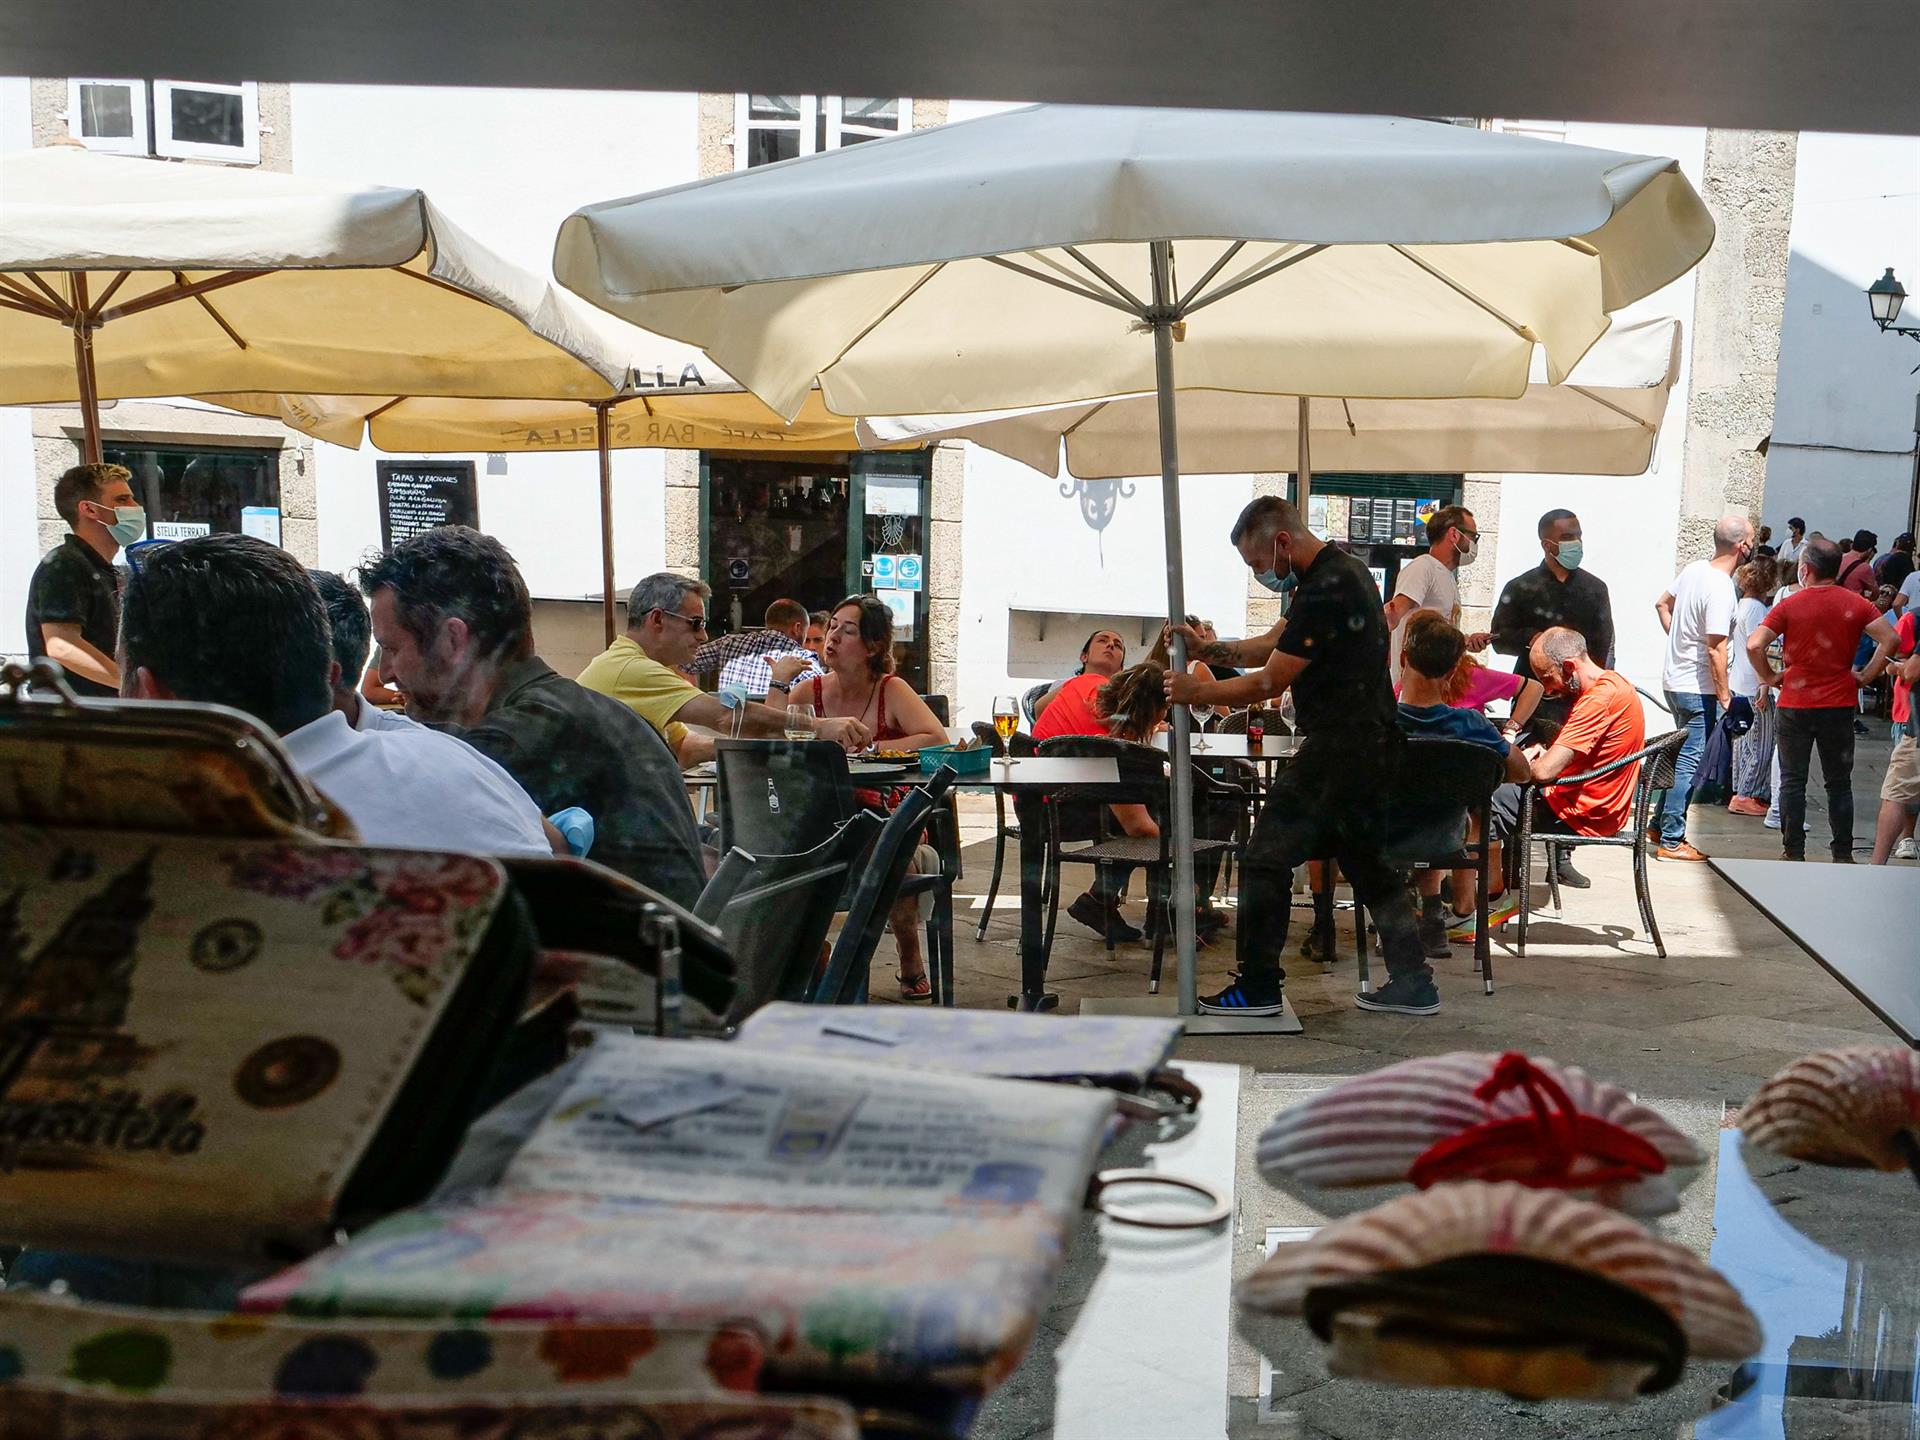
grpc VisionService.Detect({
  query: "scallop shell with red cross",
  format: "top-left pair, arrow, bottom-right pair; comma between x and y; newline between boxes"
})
1238,1180 -> 1761,1361
1257,1051 -> 1701,1215
1739,1045 -> 1920,1171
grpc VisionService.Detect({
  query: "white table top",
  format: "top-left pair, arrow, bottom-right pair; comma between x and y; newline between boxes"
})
1710,857 -> 1920,1045
1014,1059 -> 1241,1440
1151,732 -> 1301,761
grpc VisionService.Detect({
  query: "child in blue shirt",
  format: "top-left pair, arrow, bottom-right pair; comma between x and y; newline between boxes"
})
1397,611 -> 1532,948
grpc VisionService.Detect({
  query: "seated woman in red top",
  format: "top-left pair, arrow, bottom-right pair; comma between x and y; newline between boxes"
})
801,595 -> 948,998
1032,629 -> 1127,739
1059,672 -> 1236,952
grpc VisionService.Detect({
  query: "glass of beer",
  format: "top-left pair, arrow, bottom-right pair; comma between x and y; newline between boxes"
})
991,695 -> 1019,773
785,703 -> 816,741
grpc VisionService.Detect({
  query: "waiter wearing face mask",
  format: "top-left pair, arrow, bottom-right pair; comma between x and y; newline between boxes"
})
26,462 -> 145,697
1488,509 -> 1616,734
1165,496 -> 1441,1020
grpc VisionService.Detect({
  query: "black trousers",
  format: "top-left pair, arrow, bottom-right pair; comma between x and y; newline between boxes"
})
1775,706 -> 1857,859
1237,732 -> 1429,990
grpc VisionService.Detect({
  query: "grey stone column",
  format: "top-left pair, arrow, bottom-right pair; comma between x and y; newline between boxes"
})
1677,128 -> 1798,556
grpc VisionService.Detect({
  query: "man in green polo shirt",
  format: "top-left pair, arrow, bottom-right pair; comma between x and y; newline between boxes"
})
578,572 -> 870,766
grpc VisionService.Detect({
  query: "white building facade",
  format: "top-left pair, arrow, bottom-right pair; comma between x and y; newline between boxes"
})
5,78 -> 1905,724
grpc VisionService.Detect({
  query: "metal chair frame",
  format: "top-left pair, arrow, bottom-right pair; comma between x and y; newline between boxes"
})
1516,728 -> 1686,959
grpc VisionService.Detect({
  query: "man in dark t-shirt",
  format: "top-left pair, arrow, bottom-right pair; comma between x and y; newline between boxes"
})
360,526 -> 706,908
1169,496 -> 1437,1018
25,463 -> 143,697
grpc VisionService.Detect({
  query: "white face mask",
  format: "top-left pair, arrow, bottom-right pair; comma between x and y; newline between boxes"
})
1453,530 -> 1478,566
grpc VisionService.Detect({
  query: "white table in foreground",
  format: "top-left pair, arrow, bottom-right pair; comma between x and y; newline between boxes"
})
1709,857 -> 1920,1046
1040,1059 -> 1242,1440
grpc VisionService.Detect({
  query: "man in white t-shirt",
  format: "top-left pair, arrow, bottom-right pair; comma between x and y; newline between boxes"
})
1382,504 -> 1488,682
1651,514 -> 1753,860
1775,517 -> 1806,568
119,537 -> 554,860
1897,566 -> 1920,617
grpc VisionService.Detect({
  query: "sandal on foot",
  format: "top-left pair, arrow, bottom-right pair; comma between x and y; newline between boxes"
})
896,971 -> 932,1002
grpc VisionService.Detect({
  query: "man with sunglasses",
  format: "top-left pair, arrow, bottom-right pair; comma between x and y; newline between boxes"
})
577,571 -> 870,767
1381,505 -> 1488,685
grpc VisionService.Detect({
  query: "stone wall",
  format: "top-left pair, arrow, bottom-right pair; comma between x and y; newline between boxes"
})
1677,128 -> 1798,558
33,402 -> 315,563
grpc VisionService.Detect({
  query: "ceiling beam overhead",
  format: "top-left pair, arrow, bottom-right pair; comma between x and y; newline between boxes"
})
7,0 -> 1920,138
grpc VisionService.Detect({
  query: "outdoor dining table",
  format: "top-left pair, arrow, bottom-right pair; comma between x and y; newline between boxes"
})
682,748 -> 1119,1009
1152,731 -> 1302,774
1709,857 -> 1920,1046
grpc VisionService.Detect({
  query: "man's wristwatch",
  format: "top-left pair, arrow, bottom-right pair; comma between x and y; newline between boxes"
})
768,679 -> 793,694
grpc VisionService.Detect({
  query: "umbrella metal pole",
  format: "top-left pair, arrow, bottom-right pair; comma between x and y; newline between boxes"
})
70,273 -> 103,464
1296,395 -> 1312,515
595,401 -> 616,646
1148,240 -> 1199,1016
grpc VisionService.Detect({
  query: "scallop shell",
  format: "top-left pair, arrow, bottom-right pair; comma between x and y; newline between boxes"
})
1239,1180 -> 1760,1361
1257,1052 -> 1700,1214
1740,1045 -> 1920,1170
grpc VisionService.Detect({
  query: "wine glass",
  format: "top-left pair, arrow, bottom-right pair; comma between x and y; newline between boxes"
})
1277,690 -> 1297,739
991,695 -> 1019,773
785,703 -> 816,741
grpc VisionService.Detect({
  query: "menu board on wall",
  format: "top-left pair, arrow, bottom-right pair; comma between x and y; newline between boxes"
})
377,461 -> 480,550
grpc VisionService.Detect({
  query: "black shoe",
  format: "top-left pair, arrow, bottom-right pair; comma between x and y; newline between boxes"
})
1197,971 -> 1285,1016
1067,892 -> 1143,944
1299,929 -> 1337,964
1354,974 -> 1442,1015
1417,912 -> 1451,960
1554,857 -> 1592,889
1781,849 -> 1805,863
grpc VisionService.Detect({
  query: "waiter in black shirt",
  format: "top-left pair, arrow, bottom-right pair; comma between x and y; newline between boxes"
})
1167,496 -> 1438,1018
1485,507 -> 1614,891
25,463 -> 143,697
1488,509 -> 1616,730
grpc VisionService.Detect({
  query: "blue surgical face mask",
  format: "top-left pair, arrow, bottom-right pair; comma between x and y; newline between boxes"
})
88,501 -> 147,547
1555,539 -> 1584,572
1254,536 -> 1297,594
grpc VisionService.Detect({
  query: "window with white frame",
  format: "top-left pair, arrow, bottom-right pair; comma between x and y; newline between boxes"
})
734,95 -> 910,170
67,79 -> 149,155
65,78 -> 259,165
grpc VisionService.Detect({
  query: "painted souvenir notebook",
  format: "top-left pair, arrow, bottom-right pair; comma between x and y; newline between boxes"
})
242,1035 -> 1115,1393
0,828 -> 533,1264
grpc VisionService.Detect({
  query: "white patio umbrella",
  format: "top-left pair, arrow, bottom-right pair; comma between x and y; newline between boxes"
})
552,105 -> 1715,1015
0,143 -> 784,644
856,317 -> 1683,479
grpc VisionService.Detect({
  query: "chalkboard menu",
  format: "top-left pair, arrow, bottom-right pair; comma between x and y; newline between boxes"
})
377,461 -> 480,549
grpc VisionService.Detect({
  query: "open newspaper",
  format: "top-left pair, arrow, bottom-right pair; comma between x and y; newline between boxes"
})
243,1036 -> 1115,1393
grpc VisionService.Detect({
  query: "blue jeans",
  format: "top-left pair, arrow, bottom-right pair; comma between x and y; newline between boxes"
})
1658,690 -> 1719,847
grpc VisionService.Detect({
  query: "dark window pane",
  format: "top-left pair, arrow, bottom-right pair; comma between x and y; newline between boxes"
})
839,130 -> 883,148
169,87 -> 245,148
747,94 -> 801,122
100,442 -> 280,540
746,127 -> 799,168
77,84 -> 135,139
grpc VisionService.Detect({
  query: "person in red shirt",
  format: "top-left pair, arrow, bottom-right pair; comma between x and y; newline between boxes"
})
1837,529 -> 1880,597
1747,535 -> 1898,861
1869,607 -> 1919,864
1032,629 -> 1127,740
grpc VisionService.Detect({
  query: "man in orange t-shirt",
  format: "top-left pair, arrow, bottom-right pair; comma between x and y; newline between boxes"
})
1489,627 -> 1646,852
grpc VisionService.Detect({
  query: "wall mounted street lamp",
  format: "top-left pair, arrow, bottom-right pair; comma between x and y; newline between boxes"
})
1868,268 -> 1920,370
